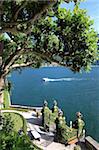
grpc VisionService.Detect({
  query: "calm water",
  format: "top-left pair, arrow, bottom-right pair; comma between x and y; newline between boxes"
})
9,67 -> 99,141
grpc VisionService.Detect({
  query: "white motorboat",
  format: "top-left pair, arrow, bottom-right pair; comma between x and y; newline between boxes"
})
43,78 -> 55,82
43,77 -> 75,82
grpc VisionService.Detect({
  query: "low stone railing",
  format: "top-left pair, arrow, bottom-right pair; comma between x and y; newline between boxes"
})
10,104 -> 42,111
85,136 -> 99,150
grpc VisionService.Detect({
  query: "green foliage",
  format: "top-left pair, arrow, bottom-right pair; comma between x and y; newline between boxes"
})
0,113 -> 41,150
42,106 -> 51,128
1,114 -> 14,135
77,118 -> 85,138
55,115 -> 77,143
55,112 -> 85,143
74,145 -> 81,150
42,101 -> 59,130
0,114 -> 4,129
3,112 -> 27,133
31,4 -> 98,72
42,102 -> 85,143
1,1 -> 76,33
3,89 -> 10,108
0,2 -> 98,80
50,111 -> 58,124
0,132 -> 41,150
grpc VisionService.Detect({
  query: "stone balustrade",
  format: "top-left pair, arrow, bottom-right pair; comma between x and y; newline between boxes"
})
85,136 -> 99,150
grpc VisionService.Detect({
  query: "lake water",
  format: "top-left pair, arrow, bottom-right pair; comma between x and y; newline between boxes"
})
9,66 -> 99,141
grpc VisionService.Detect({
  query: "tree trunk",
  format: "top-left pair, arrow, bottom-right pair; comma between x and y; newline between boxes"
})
0,77 -> 5,108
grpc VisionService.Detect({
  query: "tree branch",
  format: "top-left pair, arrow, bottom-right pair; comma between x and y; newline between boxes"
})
3,62 -> 36,76
0,2 -> 55,34
32,50 -> 67,67
0,0 -> 71,34
14,1 -> 27,21
25,2 -> 55,34
0,1 -> 3,14
5,48 -> 67,72
10,62 -> 33,69
2,48 -> 24,72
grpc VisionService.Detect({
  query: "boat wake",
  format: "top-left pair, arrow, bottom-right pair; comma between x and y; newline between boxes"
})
43,77 -> 82,82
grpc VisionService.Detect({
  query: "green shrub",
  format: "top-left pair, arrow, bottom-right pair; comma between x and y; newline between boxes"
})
3,112 -> 27,133
3,89 -> 10,109
74,145 -> 81,150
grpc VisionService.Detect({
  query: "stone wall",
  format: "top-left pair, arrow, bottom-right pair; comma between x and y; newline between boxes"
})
85,136 -> 99,150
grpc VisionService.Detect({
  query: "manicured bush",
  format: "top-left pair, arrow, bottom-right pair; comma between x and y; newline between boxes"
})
42,101 -> 59,130
3,112 -> 27,133
55,114 -> 78,144
74,145 -> 81,150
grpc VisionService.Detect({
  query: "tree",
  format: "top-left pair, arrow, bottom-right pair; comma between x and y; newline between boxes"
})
0,0 -> 71,34
0,0 -> 72,108
0,1 -> 98,108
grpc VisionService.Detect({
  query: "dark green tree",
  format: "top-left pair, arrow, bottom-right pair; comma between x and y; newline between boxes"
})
0,1 -> 98,108
0,0 -> 73,34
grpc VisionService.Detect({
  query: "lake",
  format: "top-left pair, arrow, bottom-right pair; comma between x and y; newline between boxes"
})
9,66 -> 99,141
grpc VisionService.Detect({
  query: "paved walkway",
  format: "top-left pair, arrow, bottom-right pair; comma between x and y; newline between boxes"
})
45,142 -> 76,150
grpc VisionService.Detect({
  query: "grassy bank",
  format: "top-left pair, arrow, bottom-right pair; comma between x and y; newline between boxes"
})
2,112 -> 42,150
3,89 -> 10,108
3,112 -> 27,133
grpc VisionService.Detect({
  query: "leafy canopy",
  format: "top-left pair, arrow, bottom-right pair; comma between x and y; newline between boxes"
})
0,2 -> 98,78
31,4 -> 98,72
0,0 -> 72,34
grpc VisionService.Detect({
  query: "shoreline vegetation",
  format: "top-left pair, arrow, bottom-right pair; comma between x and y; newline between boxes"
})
3,89 -> 11,108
